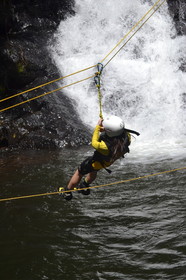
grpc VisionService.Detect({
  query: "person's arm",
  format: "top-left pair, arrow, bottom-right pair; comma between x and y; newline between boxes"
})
91,124 -> 109,154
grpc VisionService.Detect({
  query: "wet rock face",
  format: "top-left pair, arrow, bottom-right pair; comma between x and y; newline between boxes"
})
1,0 -> 75,34
0,0 -> 185,149
0,0 -> 91,149
167,0 -> 186,35
0,94 -> 91,149
0,0 -> 75,94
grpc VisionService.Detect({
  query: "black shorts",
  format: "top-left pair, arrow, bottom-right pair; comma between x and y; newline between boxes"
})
78,156 -> 95,175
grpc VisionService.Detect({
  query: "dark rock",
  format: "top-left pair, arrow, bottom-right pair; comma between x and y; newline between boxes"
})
167,0 -> 186,35
0,0 -> 91,150
0,92 -> 91,149
0,0 -> 185,149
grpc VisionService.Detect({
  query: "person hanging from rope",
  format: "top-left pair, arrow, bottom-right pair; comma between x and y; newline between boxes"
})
60,115 -> 140,200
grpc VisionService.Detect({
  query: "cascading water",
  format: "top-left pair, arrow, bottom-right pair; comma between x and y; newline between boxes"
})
50,0 -> 186,160
1,4 -> 186,279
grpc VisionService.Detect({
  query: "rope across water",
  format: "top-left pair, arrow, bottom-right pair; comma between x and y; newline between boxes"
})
0,167 -> 185,202
0,0 -> 166,113
0,1 -> 180,205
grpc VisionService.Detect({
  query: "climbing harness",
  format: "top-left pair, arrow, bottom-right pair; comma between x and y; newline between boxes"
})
94,63 -> 104,119
0,0 -> 166,113
0,0 -> 183,205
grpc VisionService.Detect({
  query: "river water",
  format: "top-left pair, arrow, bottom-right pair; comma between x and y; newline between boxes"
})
1,0 -> 186,279
0,147 -> 186,280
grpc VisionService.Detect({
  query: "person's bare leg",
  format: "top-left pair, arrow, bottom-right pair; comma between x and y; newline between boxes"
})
77,170 -> 98,195
67,169 -> 83,190
85,171 -> 97,184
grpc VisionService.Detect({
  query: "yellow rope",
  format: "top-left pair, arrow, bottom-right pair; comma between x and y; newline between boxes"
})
0,64 -> 96,103
94,63 -> 104,118
0,167 -> 185,202
96,0 -> 165,119
100,0 -> 163,64
0,0 -> 166,113
0,74 -> 95,113
97,85 -> 103,119
104,0 -> 166,68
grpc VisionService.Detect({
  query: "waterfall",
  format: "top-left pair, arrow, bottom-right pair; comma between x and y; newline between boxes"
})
50,0 -> 186,159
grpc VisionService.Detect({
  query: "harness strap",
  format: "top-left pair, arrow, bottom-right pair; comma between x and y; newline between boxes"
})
125,128 -> 140,136
104,168 -> 112,174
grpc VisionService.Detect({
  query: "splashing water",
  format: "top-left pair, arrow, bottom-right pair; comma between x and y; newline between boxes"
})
50,0 -> 186,160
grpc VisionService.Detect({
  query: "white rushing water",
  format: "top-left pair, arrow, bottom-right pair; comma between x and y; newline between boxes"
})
50,0 -> 186,160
